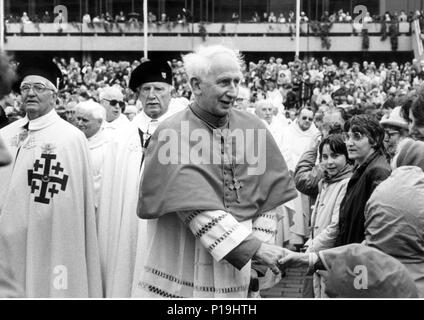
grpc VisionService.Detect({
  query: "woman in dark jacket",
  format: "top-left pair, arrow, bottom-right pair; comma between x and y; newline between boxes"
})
335,115 -> 391,246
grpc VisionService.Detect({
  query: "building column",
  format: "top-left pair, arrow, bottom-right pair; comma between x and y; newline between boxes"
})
82,51 -> 92,64
380,0 -> 386,16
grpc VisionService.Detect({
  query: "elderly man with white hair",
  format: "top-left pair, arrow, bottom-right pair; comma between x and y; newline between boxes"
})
279,106 -> 319,249
235,85 -> 252,113
97,60 -> 182,298
74,100 -> 110,208
136,45 -> 296,298
255,99 -> 288,152
99,85 -> 129,133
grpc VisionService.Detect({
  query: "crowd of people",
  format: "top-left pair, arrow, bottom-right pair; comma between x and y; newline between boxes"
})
1,41 -> 424,299
2,52 -> 424,129
4,8 -> 421,25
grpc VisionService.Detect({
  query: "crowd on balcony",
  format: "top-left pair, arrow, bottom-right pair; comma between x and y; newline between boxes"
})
3,8 -> 421,25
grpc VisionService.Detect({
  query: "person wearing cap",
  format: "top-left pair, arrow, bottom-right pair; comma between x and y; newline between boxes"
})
136,45 -> 297,298
0,57 -> 102,298
97,59 -> 179,297
99,85 -> 129,133
380,106 -> 411,164
74,100 -> 110,209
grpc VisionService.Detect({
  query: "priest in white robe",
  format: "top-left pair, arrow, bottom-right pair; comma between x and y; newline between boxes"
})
0,57 -> 102,298
74,100 -> 110,209
97,60 -> 181,297
99,85 -> 129,134
254,99 -> 294,246
280,107 -> 320,247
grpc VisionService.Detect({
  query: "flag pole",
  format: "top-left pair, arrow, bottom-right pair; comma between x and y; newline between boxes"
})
143,0 -> 148,59
0,0 -> 4,52
295,0 -> 300,60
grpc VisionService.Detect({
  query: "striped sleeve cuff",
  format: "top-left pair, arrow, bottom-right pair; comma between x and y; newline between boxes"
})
177,210 -> 251,262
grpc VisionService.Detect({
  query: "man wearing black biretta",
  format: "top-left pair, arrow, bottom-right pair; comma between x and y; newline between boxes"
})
97,58 -> 181,297
0,55 -> 103,298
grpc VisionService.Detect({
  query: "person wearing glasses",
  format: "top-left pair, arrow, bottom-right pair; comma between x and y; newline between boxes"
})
0,57 -> 102,298
99,85 -> 129,133
97,60 -> 181,297
335,115 -> 391,247
380,106 -> 411,166
280,106 -> 319,249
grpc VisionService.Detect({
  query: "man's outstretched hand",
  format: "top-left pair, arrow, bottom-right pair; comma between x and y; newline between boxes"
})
253,243 -> 292,275
277,249 -> 310,271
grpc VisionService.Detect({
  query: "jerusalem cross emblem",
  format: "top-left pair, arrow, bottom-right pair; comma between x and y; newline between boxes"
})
27,153 -> 69,204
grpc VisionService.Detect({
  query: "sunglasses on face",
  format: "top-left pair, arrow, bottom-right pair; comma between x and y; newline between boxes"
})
302,116 -> 313,121
103,99 -> 125,108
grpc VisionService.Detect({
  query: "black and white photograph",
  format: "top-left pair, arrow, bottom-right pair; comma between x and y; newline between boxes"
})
0,0 -> 423,306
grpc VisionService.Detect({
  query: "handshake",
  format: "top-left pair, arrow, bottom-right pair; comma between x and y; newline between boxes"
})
253,242 -> 315,275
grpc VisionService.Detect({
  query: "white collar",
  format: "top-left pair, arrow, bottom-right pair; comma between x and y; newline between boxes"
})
88,125 -> 109,148
133,110 -> 171,133
23,109 -> 60,131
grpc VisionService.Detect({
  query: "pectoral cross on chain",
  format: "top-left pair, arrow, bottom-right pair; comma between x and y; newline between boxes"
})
229,177 -> 243,203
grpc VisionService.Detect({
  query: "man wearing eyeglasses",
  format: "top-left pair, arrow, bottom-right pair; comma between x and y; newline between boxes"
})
99,85 -> 129,133
0,57 -> 102,298
279,106 -> 320,249
97,60 -> 181,297
380,106 -> 411,165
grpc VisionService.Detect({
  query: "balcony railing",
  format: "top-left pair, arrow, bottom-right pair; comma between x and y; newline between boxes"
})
5,22 -> 411,36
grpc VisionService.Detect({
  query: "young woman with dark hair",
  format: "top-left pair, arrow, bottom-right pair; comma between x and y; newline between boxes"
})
335,115 -> 391,246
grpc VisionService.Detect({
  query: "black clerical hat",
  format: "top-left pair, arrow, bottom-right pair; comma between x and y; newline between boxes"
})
13,56 -> 63,93
129,60 -> 172,91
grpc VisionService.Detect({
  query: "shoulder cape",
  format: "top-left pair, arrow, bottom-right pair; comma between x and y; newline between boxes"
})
138,107 -> 297,222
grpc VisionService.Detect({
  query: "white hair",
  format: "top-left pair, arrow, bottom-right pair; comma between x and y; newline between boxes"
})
75,100 -> 106,121
99,85 -> 124,101
182,44 -> 244,83
254,99 -> 276,112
